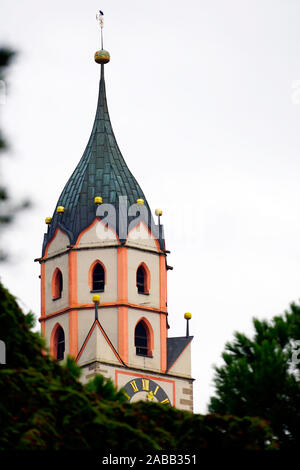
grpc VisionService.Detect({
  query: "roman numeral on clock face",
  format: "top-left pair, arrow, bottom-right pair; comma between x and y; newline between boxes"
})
160,398 -> 170,404
130,380 -> 139,392
142,379 -> 149,391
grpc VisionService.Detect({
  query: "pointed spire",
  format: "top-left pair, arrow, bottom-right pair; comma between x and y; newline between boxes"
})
42,24 -> 159,255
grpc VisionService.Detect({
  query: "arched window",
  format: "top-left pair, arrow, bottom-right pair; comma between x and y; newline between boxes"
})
92,263 -> 105,292
134,319 -> 153,357
135,321 -> 148,356
51,324 -> 65,361
136,263 -> 150,294
52,268 -> 63,300
56,327 -> 65,361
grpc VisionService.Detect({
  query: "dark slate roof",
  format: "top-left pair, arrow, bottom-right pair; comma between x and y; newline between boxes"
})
166,336 -> 193,373
42,64 -> 163,255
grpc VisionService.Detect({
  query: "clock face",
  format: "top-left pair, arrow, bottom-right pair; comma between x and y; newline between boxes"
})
123,378 -> 171,405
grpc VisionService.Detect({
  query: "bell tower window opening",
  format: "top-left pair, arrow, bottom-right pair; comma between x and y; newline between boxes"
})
92,263 -> 105,292
136,263 -> 150,294
135,320 -> 152,357
51,324 -> 65,361
52,268 -> 63,300
56,326 -> 65,361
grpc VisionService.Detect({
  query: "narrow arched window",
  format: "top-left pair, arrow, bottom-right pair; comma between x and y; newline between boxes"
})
136,263 -> 150,294
52,268 -> 63,300
56,326 -> 65,361
135,321 -> 148,356
92,263 -> 105,292
136,265 -> 145,293
51,325 -> 65,361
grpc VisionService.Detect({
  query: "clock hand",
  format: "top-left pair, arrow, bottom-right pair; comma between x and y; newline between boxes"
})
146,390 -> 155,401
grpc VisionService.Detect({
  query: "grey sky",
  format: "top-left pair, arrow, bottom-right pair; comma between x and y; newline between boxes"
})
1,0 -> 300,414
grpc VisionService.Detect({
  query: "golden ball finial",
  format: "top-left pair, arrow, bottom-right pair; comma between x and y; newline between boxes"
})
94,196 -> 103,205
94,50 -> 110,64
184,312 -> 192,320
92,294 -> 100,304
155,208 -> 163,216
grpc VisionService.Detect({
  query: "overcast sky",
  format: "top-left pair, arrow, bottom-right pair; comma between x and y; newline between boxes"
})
2,0 -> 300,414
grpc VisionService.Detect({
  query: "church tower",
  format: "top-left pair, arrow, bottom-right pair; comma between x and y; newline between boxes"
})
37,16 -> 194,411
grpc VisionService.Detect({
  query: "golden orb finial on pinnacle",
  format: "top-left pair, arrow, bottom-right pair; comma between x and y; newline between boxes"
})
94,50 -> 110,64
92,294 -> 100,304
184,312 -> 192,337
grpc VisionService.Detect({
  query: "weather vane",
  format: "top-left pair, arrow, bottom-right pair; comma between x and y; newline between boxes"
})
94,10 -> 110,65
96,10 -> 104,50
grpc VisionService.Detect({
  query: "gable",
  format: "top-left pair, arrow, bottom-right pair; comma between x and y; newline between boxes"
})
127,222 -> 159,251
75,219 -> 119,247
166,337 -> 193,377
46,228 -> 70,257
76,320 -> 123,367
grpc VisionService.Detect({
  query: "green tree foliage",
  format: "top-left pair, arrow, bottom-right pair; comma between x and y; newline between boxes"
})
85,373 -> 128,403
0,48 -> 15,240
209,303 -> 300,449
0,281 -> 277,450
0,48 -> 30,261
0,48 -> 15,152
